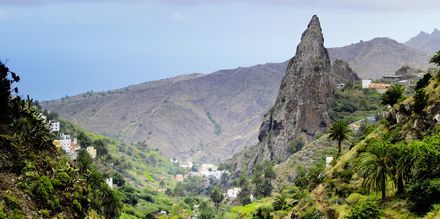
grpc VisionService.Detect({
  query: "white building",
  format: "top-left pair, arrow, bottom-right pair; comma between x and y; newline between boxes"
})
362,79 -> 372,89
226,187 -> 241,199
59,133 -> 72,154
49,120 -> 60,132
179,161 -> 193,169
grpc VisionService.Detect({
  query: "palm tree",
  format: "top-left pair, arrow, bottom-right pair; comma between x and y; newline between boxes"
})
356,141 -> 393,203
209,186 -> 224,210
381,84 -> 405,107
272,193 -> 288,211
328,120 -> 351,154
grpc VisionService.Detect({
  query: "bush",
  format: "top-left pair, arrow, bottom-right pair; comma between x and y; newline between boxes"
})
32,176 -> 56,209
289,137 -> 305,153
413,89 -> 428,115
53,171 -> 70,187
253,205 -> 273,219
301,206 -> 323,219
346,200 -> 381,219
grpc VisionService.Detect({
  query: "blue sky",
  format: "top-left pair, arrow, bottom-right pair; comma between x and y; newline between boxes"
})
0,0 -> 439,100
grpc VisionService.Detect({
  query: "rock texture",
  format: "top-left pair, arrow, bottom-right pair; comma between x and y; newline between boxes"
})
331,59 -> 360,83
247,15 -> 334,171
405,29 -> 440,54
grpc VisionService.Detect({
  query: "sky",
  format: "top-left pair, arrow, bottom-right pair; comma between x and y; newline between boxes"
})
0,0 -> 439,100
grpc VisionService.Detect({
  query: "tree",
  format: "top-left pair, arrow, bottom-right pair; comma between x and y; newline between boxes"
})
96,182 -> 122,218
252,161 -> 276,198
413,89 -> 428,115
415,73 -> 432,90
112,172 -> 125,187
209,186 -> 224,210
380,84 -> 405,107
0,61 -> 19,127
356,141 -> 393,203
430,50 -> 440,66
328,120 -> 351,154
272,193 -> 288,211
294,166 -> 309,189
77,149 -> 93,172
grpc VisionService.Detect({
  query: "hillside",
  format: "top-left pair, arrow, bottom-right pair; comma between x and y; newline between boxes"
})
42,33 -> 434,163
328,37 -> 431,79
405,29 -> 440,54
0,63 -> 123,218
42,63 -> 287,162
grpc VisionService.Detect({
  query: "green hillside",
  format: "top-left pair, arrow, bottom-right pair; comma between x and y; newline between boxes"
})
221,53 -> 440,219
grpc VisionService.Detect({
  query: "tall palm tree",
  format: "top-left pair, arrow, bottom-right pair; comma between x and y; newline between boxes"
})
356,141 -> 394,203
381,84 -> 405,107
391,143 -> 416,195
328,120 -> 351,154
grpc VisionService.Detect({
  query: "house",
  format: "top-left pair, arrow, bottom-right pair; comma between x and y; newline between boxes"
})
86,146 -> 97,159
179,161 -> 193,169
397,80 -> 411,87
226,187 -> 242,199
362,80 -> 372,89
48,120 -> 60,132
382,75 -> 404,83
367,83 -> 391,93
59,133 -> 72,153
175,174 -> 184,182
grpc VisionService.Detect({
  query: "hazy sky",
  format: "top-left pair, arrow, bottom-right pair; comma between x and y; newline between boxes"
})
1,0 -> 439,100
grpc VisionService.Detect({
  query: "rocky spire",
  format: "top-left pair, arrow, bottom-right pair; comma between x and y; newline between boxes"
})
248,15 -> 334,171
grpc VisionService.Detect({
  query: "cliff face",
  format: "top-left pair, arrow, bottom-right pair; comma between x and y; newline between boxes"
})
248,15 -> 334,171
332,59 -> 360,83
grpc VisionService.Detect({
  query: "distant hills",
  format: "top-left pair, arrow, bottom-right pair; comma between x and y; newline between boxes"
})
329,37 -> 431,79
405,29 -> 440,53
41,30 -> 439,162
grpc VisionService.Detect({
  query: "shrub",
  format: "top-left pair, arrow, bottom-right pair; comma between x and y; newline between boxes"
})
53,171 -> 70,187
413,89 -> 428,115
346,200 -> 381,219
301,206 -> 323,219
32,176 -> 55,209
2,190 -> 21,210
289,137 -> 305,153
253,205 -> 273,219
415,73 -> 432,90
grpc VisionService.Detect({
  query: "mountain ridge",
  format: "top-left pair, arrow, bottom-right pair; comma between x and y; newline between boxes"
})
42,32 -> 437,162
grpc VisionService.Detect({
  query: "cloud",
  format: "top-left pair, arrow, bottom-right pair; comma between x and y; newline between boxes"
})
162,0 -> 440,10
0,0 -> 118,6
171,12 -> 186,21
1,0 -> 439,10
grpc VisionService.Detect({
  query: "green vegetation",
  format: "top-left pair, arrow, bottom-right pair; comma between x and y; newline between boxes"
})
223,53 -> 440,218
380,84 -> 405,106
0,62 -> 121,218
328,120 -> 352,154
330,84 -> 381,122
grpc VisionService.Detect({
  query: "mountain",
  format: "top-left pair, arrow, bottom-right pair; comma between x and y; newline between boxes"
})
246,15 -> 334,171
329,37 -> 431,79
42,29 -> 434,163
405,29 -> 440,54
42,63 -> 287,162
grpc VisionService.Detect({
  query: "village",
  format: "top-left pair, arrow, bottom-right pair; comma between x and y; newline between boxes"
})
38,116 -> 114,189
